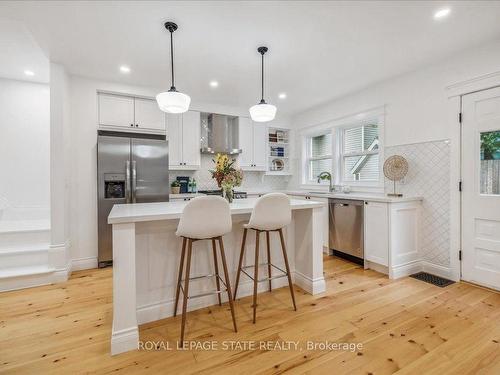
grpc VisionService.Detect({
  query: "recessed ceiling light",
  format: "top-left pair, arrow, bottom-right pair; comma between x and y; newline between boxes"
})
278,93 -> 287,99
119,65 -> 131,74
434,7 -> 451,20
24,70 -> 34,76
209,80 -> 219,88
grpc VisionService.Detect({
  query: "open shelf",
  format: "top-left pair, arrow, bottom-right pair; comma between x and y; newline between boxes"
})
267,127 -> 291,175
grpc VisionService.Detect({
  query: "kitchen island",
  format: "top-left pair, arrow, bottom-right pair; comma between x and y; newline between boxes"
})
108,198 -> 326,355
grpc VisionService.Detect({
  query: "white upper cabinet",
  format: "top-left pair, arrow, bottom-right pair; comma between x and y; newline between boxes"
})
98,93 -> 165,133
252,123 -> 267,169
181,111 -> 201,168
98,94 -> 135,128
238,117 -> 267,171
166,113 -> 182,167
166,111 -> 201,170
134,98 -> 165,131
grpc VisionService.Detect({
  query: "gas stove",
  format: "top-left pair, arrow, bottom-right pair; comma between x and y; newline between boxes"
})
197,190 -> 248,199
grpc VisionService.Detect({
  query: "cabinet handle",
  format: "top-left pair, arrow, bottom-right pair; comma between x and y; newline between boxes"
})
130,123 -> 134,127
365,201 -> 368,205
135,124 -> 139,127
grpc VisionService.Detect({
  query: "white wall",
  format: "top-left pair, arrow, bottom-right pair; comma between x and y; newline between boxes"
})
0,78 -> 50,209
292,39 -> 500,146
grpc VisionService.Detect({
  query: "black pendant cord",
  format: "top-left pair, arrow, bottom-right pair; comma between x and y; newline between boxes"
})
260,52 -> 265,103
169,30 -> 175,91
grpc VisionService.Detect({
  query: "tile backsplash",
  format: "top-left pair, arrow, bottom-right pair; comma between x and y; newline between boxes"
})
384,140 -> 451,267
169,155 -> 289,191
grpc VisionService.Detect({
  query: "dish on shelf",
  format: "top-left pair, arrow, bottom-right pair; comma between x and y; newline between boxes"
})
271,158 -> 285,171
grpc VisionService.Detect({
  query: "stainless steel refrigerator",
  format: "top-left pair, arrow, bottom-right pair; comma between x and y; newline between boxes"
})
97,131 -> 169,267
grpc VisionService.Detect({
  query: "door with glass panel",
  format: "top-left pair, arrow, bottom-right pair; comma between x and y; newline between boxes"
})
462,86 -> 500,290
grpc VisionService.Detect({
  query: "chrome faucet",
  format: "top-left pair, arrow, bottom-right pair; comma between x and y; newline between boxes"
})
317,171 -> 333,192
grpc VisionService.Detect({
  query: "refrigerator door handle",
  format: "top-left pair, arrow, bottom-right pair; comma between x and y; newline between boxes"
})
131,160 -> 137,203
125,160 -> 131,204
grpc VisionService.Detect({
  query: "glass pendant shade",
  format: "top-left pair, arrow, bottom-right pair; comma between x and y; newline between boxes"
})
249,102 -> 277,122
156,90 -> 191,114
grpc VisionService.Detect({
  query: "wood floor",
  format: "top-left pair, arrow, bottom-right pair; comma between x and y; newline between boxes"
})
1,256 -> 499,374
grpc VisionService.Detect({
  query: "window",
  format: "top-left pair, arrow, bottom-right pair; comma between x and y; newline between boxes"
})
480,130 -> 500,195
306,133 -> 332,182
341,124 -> 379,182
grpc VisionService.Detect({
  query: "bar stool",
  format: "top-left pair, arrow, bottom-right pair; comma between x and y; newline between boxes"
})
173,196 -> 237,344
233,193 -> 297,323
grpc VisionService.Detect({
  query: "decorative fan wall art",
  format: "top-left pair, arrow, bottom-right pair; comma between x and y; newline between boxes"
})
383,155 -> 408,197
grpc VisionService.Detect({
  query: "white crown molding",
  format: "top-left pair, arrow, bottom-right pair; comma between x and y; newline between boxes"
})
446,70 -> 500,98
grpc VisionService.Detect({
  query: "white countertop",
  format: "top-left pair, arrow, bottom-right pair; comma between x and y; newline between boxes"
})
284,190 -> 423,203
169,193 -> 205,199
108,197 -> 325,224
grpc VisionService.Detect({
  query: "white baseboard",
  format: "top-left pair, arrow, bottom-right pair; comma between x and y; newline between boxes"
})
421,261 -> 454,280
293,270 -> 326,295
111,325 -> 139,355
71,256 -> 98,271
390,260 -> 422,279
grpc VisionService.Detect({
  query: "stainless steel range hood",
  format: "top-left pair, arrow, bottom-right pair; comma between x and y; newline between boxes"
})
200,113 -> 241,154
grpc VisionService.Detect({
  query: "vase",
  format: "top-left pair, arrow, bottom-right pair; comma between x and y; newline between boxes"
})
223,187 -> 234,203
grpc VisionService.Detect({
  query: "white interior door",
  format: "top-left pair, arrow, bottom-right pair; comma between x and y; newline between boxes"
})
462,86 -> 500,290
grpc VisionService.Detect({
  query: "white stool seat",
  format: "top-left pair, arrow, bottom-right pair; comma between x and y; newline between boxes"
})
245,193 -> 291,231
176,196 -> 232,239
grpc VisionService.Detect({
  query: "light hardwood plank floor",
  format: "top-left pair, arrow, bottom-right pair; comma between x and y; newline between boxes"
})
0,256 -> 499,374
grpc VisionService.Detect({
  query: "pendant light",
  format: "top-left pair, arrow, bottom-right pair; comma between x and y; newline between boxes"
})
249,46 -> 277,122
156,22 -> 191,113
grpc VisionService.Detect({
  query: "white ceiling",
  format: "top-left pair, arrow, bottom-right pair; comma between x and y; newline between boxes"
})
2,1 -> 500,115
0,19 -> 49,84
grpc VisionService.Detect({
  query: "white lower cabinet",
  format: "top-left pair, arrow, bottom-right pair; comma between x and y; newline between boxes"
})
364,200 -> 421,279
364,201 -> 389,266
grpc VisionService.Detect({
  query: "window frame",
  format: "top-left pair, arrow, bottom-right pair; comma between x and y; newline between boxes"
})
300,108 -> 384,191
303,130 -> 334,185
339,123 -> 381,185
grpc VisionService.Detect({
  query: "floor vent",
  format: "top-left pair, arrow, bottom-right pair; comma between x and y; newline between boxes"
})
410,272 -> 455,287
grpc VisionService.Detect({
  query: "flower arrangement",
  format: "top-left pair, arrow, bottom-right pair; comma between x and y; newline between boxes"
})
210,153 -> 243,202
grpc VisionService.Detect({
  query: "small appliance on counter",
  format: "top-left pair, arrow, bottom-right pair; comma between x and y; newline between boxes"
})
198,189 -> 248,199
176,176 -> 190,193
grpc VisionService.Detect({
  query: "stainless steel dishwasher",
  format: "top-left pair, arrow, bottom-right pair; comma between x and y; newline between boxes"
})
329,199 -> 364,264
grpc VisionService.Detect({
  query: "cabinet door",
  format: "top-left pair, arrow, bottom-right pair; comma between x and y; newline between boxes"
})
166,113 -> 182,168
181,111 -> 201,168
238,117 -> 254,169
364,201 -> 389,266
252,123 -> 267,170
134,98 -> 165,131
98,94 -> 134,128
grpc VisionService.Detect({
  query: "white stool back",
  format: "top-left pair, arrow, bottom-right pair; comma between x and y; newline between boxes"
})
247,193 -> 291,231
176,196 -> 232,239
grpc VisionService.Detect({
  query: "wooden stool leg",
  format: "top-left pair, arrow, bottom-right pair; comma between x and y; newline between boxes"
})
278,229 -> 297,311
173,237 -> 186,317
212,239 -> 222,306
233,228 -> 247,300
218,237 -> 238,332
266,231 -> 272,292
253,230 -> 260,323
180,239 -> 193,345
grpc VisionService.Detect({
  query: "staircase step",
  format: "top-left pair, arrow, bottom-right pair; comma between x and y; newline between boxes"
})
0,265 -> 55,279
